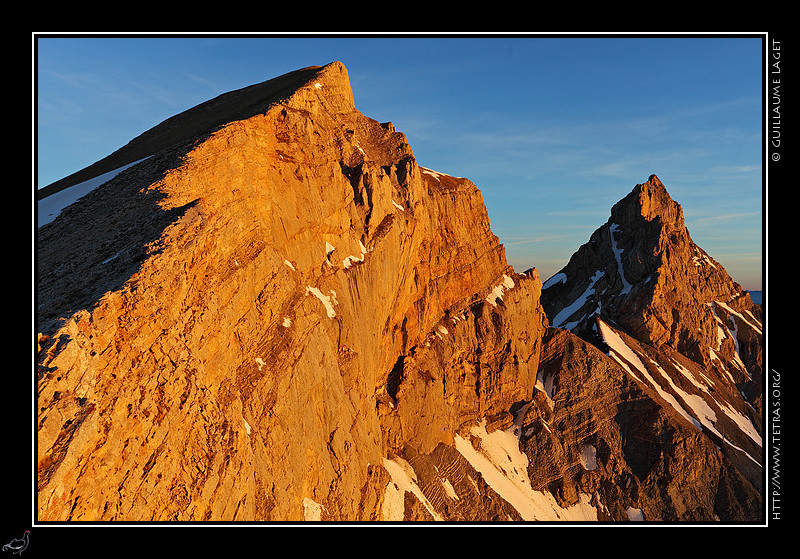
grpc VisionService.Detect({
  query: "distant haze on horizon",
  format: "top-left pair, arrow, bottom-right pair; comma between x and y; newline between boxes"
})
35,34 -> 764,291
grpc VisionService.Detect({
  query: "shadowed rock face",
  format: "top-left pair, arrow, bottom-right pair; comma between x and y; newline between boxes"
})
36,63 -> 762,523
541,174 -> 762,391
521,326 -> 762,522
538,174 -> 763,520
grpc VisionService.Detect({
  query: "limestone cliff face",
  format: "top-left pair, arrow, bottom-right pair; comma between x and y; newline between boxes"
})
36,62 -> 548,521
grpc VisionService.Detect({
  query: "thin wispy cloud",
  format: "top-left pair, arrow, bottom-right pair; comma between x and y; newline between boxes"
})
501,234 -> 565,246
710,164 -> 762,175
690,210 -> 762,225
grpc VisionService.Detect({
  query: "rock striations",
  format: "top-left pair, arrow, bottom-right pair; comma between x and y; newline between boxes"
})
36,62 -> 763,523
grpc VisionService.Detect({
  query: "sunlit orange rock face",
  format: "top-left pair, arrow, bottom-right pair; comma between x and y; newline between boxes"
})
36,62 -> 547,521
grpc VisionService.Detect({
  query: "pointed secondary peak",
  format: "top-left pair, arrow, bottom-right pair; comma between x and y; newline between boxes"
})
645,173 -> 664,186
610,174 -> 684,229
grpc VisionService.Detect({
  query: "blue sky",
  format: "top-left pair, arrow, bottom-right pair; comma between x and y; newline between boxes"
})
35,34 -> 764,290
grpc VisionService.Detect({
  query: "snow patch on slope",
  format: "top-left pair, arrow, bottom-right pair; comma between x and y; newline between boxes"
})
420,166 -> 460,181
542,272 -> 567,290
37,157 -> 150,227
342,240 -> 370,269
714,300 -> 762,335
692,246 -> 717,269
597,319 -> 762,463
553,270 -> 604,330
454,420 -> 597,521
486,274 -> 515,307
306,286 -> 338,318
609,224 -> 632,295
302,497 -> 324,521
597,319 -> 701,429
382,456 -> 443,521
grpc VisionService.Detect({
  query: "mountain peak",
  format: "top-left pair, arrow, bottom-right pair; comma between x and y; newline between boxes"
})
38,59 -> 553,522
610,173 -> 684,229
542,172 -> 762,410
38,61 -> 352,201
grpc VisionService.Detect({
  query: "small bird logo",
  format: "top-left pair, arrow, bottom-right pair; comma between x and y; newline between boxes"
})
2,531 -> 29,555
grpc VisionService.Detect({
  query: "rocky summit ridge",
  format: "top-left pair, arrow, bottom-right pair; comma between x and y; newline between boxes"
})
36,62 -> 764,523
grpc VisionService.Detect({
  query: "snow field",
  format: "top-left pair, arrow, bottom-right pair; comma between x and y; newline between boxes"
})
381,417 -> 599,521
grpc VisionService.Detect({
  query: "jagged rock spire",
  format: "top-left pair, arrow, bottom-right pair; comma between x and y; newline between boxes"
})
538,175 -> 763,515
610,174 -> 684,229
541,173 -> 762,394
